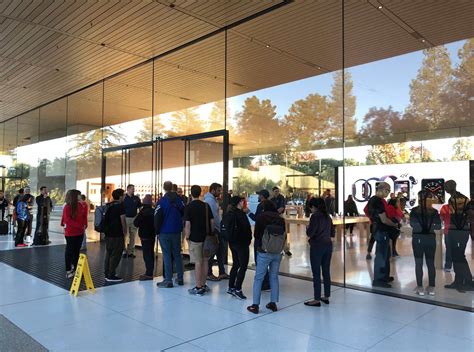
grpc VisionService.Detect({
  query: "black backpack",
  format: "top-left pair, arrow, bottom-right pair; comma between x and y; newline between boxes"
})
221,211 -> 238,242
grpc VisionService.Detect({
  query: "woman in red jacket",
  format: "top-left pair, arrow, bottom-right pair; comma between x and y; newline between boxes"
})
61,189 -> 88,278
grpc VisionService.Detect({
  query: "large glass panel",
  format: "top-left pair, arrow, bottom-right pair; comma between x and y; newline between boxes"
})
104,62 -> 153,145
343,1 -> 473,309
227,1 -> 344,282
3,118 -> 19,200
66,83 -> 104,207
16,110 -> 40,194
153,33 -> 226,139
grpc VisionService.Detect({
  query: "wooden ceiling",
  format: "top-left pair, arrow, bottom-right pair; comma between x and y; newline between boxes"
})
0,0 -> 473,148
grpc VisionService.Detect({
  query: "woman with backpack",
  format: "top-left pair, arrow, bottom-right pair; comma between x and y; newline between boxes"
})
61,190 -> 88,278
133,194 -> 155,281
247,200 -> 285,314
224,196 -> 252,300
304,197 -> 335,307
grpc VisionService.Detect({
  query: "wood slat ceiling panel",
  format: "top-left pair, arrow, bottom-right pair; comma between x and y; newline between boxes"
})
379,0 -> 474,46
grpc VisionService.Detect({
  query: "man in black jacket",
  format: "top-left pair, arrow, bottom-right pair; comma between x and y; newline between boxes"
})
133,195 -> 155,281
33,186 -> 53,246
225,196 -> 252,300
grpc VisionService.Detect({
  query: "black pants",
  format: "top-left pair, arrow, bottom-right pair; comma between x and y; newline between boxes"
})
229,243 -> 249,291
104,236 -> 125,278
448,230 -> 473,286
345,223 -> 354,234
367,224 -> 375,253
15,219 -> 27,246
391,236 -> 399,255
65,235 -> 84,271
208,231 -> 228,276
412,234 -> 436,287
254,244 -> 270,288
141,237 -> 155,277
310,243 -> 333,300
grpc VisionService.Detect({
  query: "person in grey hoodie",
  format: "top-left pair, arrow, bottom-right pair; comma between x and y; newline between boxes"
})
205,182 -> 229,281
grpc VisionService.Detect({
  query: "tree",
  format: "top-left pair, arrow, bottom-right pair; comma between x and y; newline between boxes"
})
232,175 -> 280,196
329,70 -> 357,139
443,39 -> 473,128
366,143 -> 411,165
282,93 -> 332,149
68,127 -> 126,161
451,138 -> 473,161
359,106 -> 403,138
135,117 -> 167,142
170,107 -> 203,135
234,96 -> 282,147
406,45 -> 452,129
408,145 -> 434,163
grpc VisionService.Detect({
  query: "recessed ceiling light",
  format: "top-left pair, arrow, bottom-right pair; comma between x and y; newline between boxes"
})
378,5 -> 383,9
265,44 -> 270,48
421,39 -> 426,43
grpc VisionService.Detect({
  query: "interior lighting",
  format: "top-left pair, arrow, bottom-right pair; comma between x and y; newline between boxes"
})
265,44 -> 271,48
378,5 -> 383,9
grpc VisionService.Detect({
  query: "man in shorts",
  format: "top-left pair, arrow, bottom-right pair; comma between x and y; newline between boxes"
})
184,185 -> 214,296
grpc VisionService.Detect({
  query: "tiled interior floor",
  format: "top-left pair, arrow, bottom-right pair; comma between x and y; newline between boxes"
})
0,262 -> 472,351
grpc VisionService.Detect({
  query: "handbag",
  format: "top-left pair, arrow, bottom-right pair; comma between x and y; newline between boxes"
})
203,203 -> 218,258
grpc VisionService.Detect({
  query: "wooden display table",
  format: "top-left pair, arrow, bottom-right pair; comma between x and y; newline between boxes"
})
284,215 -> 371,242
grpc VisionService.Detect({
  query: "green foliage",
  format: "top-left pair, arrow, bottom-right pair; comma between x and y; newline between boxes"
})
451,138 -> 473,161
49,187 -> 66,206
232,175 -> 280,196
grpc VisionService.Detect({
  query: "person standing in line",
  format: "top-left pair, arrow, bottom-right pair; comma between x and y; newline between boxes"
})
323,189 -> 336,216
23,187 -> 35,241
184,185 -> 214,296
123,184 -> 141,258
246,189 -> 271,291
225,196 -> 252,300
177,187 -> 188,205
205,182 -> 229,281
33,186 -> 53,246
61,190 -> 88,278
441,180 -> 474,292
80,194 -> 90,251
103,188 -> 127,282
12,188 -> 24,232
247,200 -> 285,314
271,186 -> 292,257
0,190 -> 9,233
14,195 -> 29,247
367,182 -> 399,288
155,181 -> 185,288
133,194 -> 155,281
304,197 -> 335,307
344,195 -> 359,235
409,191 -> 442,296
387,198 -> 403,257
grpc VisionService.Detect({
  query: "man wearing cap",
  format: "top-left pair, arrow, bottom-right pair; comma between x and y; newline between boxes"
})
367,182 -> 399,288
133,194 -> 155,280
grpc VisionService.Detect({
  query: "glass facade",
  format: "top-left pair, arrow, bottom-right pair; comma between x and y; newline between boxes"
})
1,2 -> 472,310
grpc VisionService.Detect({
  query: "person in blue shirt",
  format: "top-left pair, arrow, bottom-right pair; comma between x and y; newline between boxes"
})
15,196 -> 30,247
123,184 -> 142,258
154,181 -> 185,288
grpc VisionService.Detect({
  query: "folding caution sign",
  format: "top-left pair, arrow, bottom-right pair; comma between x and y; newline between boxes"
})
70,253 -> 95,296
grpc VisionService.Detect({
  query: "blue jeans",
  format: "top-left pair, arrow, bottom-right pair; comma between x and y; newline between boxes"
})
373,231 -> 391,282
159,233 -> 183,282
310,243 -> 332,300
253,252 -> 282,305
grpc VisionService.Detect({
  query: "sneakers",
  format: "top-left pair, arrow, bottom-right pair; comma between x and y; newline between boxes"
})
66,270 -> 75,279
285,250 -> 293,257
175,278 -> 184,286
247,304 -> 259,314
366,253 -> 372,260
227,288 -> 236,296
426,286 -> 435,296
207,274 -> 220,281
234,290 -> 247,300
266,302 -> 278,312
218,273 -> 230,280
15,243 -> 27,247
415,286 -> 425,296
128,253 -> 136,258
139,274 -> 153,281
105,275 -> 123,282
203,284 -> 211,292
188,286 -> 206,296
157,280 -> 173,288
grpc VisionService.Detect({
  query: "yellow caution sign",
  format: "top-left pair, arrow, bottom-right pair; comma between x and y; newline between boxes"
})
70,253 -> 95,296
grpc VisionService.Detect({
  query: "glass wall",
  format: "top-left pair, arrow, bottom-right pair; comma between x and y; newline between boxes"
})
2,1 -> 472,310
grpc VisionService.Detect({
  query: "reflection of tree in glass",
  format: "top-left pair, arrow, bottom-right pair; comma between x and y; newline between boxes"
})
406,45 -> 452,130
68,127 -> 125,161
366,143 -> 434,165
451,138 -> 473,161
170,107 -> 203,135
232,175 -> 280,196
135,117 -> 167,142
330,71 -> 357,140
359,107 -> 404,138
